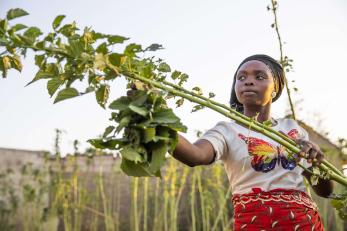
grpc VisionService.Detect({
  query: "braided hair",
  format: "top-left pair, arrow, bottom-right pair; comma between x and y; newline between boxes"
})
229,54 -> 285,113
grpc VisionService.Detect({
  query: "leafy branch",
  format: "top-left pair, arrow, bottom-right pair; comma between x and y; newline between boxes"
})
1,9 -> 346,199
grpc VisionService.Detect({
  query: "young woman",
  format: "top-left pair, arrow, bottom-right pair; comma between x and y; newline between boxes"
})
172,54 -> 333,230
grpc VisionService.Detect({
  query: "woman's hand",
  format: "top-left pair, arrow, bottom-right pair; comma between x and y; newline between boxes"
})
279,131 -> 324,165
293,138 -> 325,165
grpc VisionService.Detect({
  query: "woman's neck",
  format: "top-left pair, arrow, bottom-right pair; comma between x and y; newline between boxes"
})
243,104 -> 272,123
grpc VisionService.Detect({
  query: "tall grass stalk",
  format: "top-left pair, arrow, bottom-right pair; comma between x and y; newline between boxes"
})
190,171 -> 197,231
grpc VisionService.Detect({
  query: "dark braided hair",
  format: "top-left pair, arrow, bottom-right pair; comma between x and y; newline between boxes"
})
229,54 -> 285,113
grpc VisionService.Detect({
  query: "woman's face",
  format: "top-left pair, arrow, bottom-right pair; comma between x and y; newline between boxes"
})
235,60 -> 276,107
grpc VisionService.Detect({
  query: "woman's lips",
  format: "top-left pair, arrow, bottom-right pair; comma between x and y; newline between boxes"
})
242,91 -> 257,96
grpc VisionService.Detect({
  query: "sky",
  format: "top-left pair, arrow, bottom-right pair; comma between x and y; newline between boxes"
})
0,0 -> 346,155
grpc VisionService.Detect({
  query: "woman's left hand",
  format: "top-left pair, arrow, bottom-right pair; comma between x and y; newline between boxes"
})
293,138 -> 325,165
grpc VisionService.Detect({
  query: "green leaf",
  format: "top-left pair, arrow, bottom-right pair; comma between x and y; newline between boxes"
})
129,104 -> 148,117
143,127 -> 156,143
263,120 -> 273,127
168,130 -> 179,152
107,35 -> 129,44
26,64 -> 59,86
162,123 -> 187,132
124,43 -> 142,57
11,23 -> 27,32
58,22 -> 78,37
34,54 -> 45,68
87,138 -> 124,150
120,159 -> 152,177
116,116 -> 131,133
131,91 -> 148,106
178,73 -> 188,86
67,39 -> 84,57
145,43 -> 163,51
7,8 -> 29,20
152,109 -> 180,124
54,88 -> 79,104
108,53 -> 122,67
0,37 -> 8,46
331,199 -> 344,210
47,78 -> 63,97
171,70 -> 181,80
23,27 -> 42,40
109,97 -> 131,111
158,62 -> 171,72
0,19 -> 9,33
310,175 -> 319,186
52,15 -> 66,30
95,84 -> 110,108
149,142 -> 168,173
103,126 -> 115,138
120,146 -> 143,163
96,42 -> 108,54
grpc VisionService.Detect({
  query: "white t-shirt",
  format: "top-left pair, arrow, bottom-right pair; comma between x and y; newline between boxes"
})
199,118 -> 312,195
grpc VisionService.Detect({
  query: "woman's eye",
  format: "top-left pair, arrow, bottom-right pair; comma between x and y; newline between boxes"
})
256,75 -> 265,80
238,76 -> 245,80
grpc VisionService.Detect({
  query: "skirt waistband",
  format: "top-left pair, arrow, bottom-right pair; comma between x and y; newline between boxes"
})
232,188 -> 318,211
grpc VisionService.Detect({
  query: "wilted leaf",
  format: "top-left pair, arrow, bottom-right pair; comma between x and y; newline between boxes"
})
94,53 -> 106,70
95,84 -> 110,108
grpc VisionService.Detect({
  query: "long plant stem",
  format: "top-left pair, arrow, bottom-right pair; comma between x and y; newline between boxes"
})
162,79 -> 296,146
119,70 -> 347,187
270,0 -> 296,119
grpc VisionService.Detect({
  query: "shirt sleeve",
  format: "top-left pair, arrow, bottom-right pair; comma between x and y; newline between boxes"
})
198,122 -> 230,163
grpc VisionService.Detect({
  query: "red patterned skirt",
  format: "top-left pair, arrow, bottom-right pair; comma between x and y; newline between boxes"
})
232,188 -> 324,231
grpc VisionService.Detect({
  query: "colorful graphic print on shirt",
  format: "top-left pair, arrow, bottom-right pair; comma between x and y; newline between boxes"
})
238,129 -> 300,173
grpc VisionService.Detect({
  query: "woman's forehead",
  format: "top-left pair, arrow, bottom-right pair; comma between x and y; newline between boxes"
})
237,60 -> 272,75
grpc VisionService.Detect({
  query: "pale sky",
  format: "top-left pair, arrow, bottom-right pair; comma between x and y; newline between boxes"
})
0,0 -> 346,155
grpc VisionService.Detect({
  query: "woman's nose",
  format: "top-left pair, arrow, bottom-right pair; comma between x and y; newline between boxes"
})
245,81 -> 254,86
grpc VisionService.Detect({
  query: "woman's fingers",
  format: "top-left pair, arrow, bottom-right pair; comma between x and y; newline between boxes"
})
300,141 -> 324,165
316,150 -> 325,165
278,131 -> 324,165
307,147 -> 318,163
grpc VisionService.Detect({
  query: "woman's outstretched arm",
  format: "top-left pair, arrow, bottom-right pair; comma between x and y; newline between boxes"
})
172,135 -> 216,167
